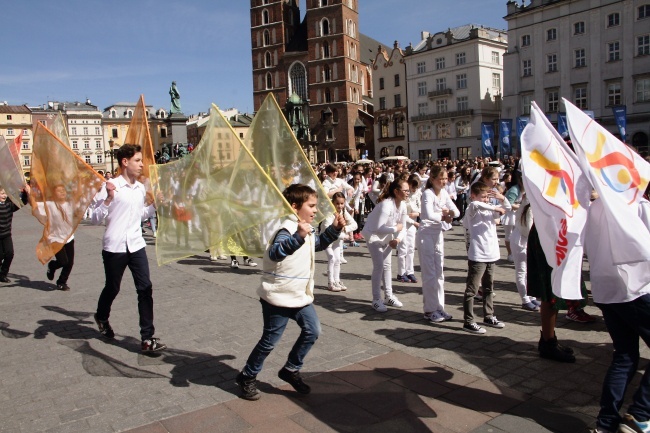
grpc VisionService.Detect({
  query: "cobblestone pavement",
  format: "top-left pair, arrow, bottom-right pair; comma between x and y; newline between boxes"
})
1,208 -> 646,432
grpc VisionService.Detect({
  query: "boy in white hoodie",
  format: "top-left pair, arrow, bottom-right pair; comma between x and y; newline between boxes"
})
236,184 -> 344,401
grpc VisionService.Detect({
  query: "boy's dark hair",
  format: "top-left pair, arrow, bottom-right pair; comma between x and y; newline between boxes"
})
283,184 -> 317,210
115,144 -> 142,168
324,164 -> 338,174
470,182 -> 490,196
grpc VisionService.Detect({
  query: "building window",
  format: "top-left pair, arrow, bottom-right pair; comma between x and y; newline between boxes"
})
574,86 -> 588,109
95,140 -> 101,149
547,28 -> 557,41
265,51 -> 272,67
84,141 -> 90,149
435,78 -> 446,91
326,129 -> 334,140
324,64 -> 331,81
522,94 -> 532,115
640,5 -> 650,19
289,62 -> 307,101
97,154 -> 103,164
574,21 -> 585,34
394,94 -> 401,107
394,74 -> 400,87
435,57 -> 445,70
161,128 -> 167,138
6,115 -> 12,120
325,88 -> 332,103
416,61 -> 426,74
457,96 -> 468,111
83,127 -> 88,135
456,73 -> 467,89
379,97 -> 386,110
436,122 -> 451,139
72,140 -> 78,149
95,127 -> 100,135
419,149 -> 432,160
84,155 -> 91,164
547,90 -> 559,112
575,49 -> 586,67
636,78 -> 650,102
23,156 -> 30,166
380,118 -> 389,138
395,146 -> 405,156
436,99 -> 448,114
379,77 -> 384,90
608,41 -> 621,61
263,29 -> 270,46
547,54 -> 557,72
638,35 -> 650,56
492,73 -> 501,89
395,117 -> 405,136
321,18 -> 330,36
417,82 -> 427,96
456,52 -> 466,65
607,82 -> 622,106
523,59 -> 532,76
458,146 -> 471,160
417,103 -> 428,116
6,128 -> 13,135
608,13 -> 620,27
111,128 -> 118,138
456,121 -> 471,137
323,40 -> 330,58
491,51 -> 500,64
22,141 -> 29,150
39,120 -> 46,126
266,72 -> 273,89
522,34 -> 531,46
417,124 -> 431,140
71,127 -> 77,135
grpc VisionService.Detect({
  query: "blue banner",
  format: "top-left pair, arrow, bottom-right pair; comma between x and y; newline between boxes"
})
516,116 -> 529,138
583,110 -> 595,119
481,122 -> 495,158
557,112 -> 568,138
612,105 -> 627,142
499,119 -> 512,156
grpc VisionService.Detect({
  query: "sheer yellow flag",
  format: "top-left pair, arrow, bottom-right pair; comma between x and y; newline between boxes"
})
246,93 -> 335,223
125,95 -> 156,178
150,104 -> 295,265
30,123 -> 104,264
0,135 -> 26,208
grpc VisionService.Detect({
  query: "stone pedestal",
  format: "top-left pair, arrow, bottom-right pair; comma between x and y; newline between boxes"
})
166,113 -> 188,145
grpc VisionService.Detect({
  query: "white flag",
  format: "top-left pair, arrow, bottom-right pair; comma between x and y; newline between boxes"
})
520,102 -> 591,299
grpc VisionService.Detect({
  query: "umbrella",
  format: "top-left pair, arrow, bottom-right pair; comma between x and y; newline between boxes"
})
380,156 -> 409,162
356,159 -> 373,164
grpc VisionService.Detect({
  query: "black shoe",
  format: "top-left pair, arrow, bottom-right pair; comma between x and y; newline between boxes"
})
278,367 -> 311,394
235,371 -> 261,401
56,283 -> 70,291
537,331 -> 574,355
0,276 -> 9,283
94,313 -> 115,339
141,338 -> 167,353
539,333 -> 576,363
46,265 -> 55,281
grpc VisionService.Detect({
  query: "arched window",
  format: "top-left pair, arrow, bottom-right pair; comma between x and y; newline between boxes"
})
263,0 -> 269,4
395,146 -> 405,156
332,108 -> 338,123
325,88 -> 332,103
380,147 -> 389,157
266,72 -> 273,89
322,19 -> 330,36
324,64 -> 331,81
320,0 -> 329,6
323,40 -> 330,58
353,88 -> 359,103
127,110 -> 133,118
262,10 -> 269,25
110,110 -> 116,118
263,29 -> 270,46
289,62 -> 307,101
265,51 -> 272,67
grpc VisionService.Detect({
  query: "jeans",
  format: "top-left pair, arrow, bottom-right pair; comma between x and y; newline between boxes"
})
463,260 -> 495,324
596,294 -> 650,430
243,299 -> 321,377
0,236 -> 14,277
49,240 -> 74,285
96,247 -> 155,340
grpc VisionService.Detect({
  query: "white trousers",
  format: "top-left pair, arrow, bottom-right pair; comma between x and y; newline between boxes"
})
397,225 -> 417,276
511,239 -> 531,303
326,240 -> 342,283
367,241 -> 394,301
418,227 -> 445,313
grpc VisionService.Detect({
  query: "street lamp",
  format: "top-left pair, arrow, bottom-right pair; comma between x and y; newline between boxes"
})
104,138 -> 116,175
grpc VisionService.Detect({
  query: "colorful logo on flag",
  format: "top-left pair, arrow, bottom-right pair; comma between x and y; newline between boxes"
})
529,142 -> 579,217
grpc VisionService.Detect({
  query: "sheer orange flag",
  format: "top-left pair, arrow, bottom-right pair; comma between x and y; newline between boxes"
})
30,123 -> 104,264
124,95 -> 156,179
10,130 -> 23,164
0,135 -> 26,208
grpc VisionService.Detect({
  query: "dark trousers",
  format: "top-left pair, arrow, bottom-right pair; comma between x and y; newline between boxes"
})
463,260 -> 495,324
0,236 -> 14,277
596,294 -> 650,430
96,247 -> 155,340
49,240 -> 75,285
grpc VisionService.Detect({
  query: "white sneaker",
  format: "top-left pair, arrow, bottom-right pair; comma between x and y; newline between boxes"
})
217,255 -> 228,260
507,255 -> 513,263
244,258 -> 258,267
328,282 -> 341,292
340,257 -> 348,264
439,309 -> 453,321
424,311 -> 445,323
372,299 -> 387,312
230,259 -> 240,269
336,281 -> 348,291
385,296 -> 403,308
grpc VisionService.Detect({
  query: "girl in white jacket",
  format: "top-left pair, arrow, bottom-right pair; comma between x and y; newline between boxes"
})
509,198 -> 540,311
397,174 -> 421,283
323,192 -> 357,292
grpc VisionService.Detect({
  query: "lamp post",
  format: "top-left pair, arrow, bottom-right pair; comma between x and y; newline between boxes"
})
104,138 -> 116,175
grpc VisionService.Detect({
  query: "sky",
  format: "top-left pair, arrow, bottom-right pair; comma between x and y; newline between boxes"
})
1,0 -> 507,116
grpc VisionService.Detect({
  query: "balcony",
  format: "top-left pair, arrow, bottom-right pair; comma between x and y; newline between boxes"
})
428,88 -> 453,98
410,109 -> 473,122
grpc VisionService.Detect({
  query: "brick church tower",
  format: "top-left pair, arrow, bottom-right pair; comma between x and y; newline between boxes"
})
250,0 -> 370,162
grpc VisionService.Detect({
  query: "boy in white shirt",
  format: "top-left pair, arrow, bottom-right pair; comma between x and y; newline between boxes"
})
462,182 -> 506,334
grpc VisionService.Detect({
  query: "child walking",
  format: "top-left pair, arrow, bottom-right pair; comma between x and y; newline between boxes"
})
361,178 -> 408,312
419,166 -> 459,323
236,184 -> 344,401
397,174 -> 421,283
462,182 -> 506,334
323,192 -> 357,291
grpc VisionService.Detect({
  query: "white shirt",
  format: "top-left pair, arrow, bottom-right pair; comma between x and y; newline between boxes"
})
91,175 -> 156,253
420,188 -> 459,230
361,198 -> 406,244
463,201 -> 501,262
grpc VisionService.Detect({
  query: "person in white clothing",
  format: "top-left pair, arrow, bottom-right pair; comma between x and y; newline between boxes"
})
323,192 -> 357,291
321,164 -> 353,198
509,198 -> 540,311
419,166 -> 460,323
361,178 -> 408,312
397,174 -> 421,283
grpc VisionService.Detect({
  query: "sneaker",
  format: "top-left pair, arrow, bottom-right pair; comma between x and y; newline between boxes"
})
538,333 -> 576,363
278,367 -> 311,394
396,274 -> 406,283
94,313 -> 115,339
619,413 -> 650,433
328,282 -> 341,292
356,234 -> 365,240
566,308 -> 596,323
342,244 -> 348,250
340,257 -> 348,264
235,371 -> 261,401
244,258 -> 258,267
474,290 -> 484,301
349,241 -> 359,247
217,255 -> 228,260
336,281 -> 348,291
407,274 -> 418,283
463,322 -> 487,334
56,283 -> 71,291
439,309 -> 453,321
424,311 -> 445,323
209,256 -> 219,262
372,299 -> 387,312
483,316 -> 505,328
522,301 -> 540,312
0,276 -> 9,283
231,259 -> 240,269
385,296 -> 403,308
46,265 -> 55,281
530,298 -> 542,307
507,254 -> 514,263
141,338 -> 167,353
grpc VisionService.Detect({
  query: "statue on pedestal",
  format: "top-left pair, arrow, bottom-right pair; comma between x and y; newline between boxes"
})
169,81 -> 182,114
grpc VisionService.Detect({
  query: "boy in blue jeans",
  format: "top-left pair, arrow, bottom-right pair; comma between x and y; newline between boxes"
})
236,184 -> 345,400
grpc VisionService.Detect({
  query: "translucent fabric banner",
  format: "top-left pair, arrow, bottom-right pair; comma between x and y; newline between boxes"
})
30,123 -> 104,264
125,95 -> 156,179
150,104 -> 295,265
0,135 -> 26,208
245,93 -> 335,224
